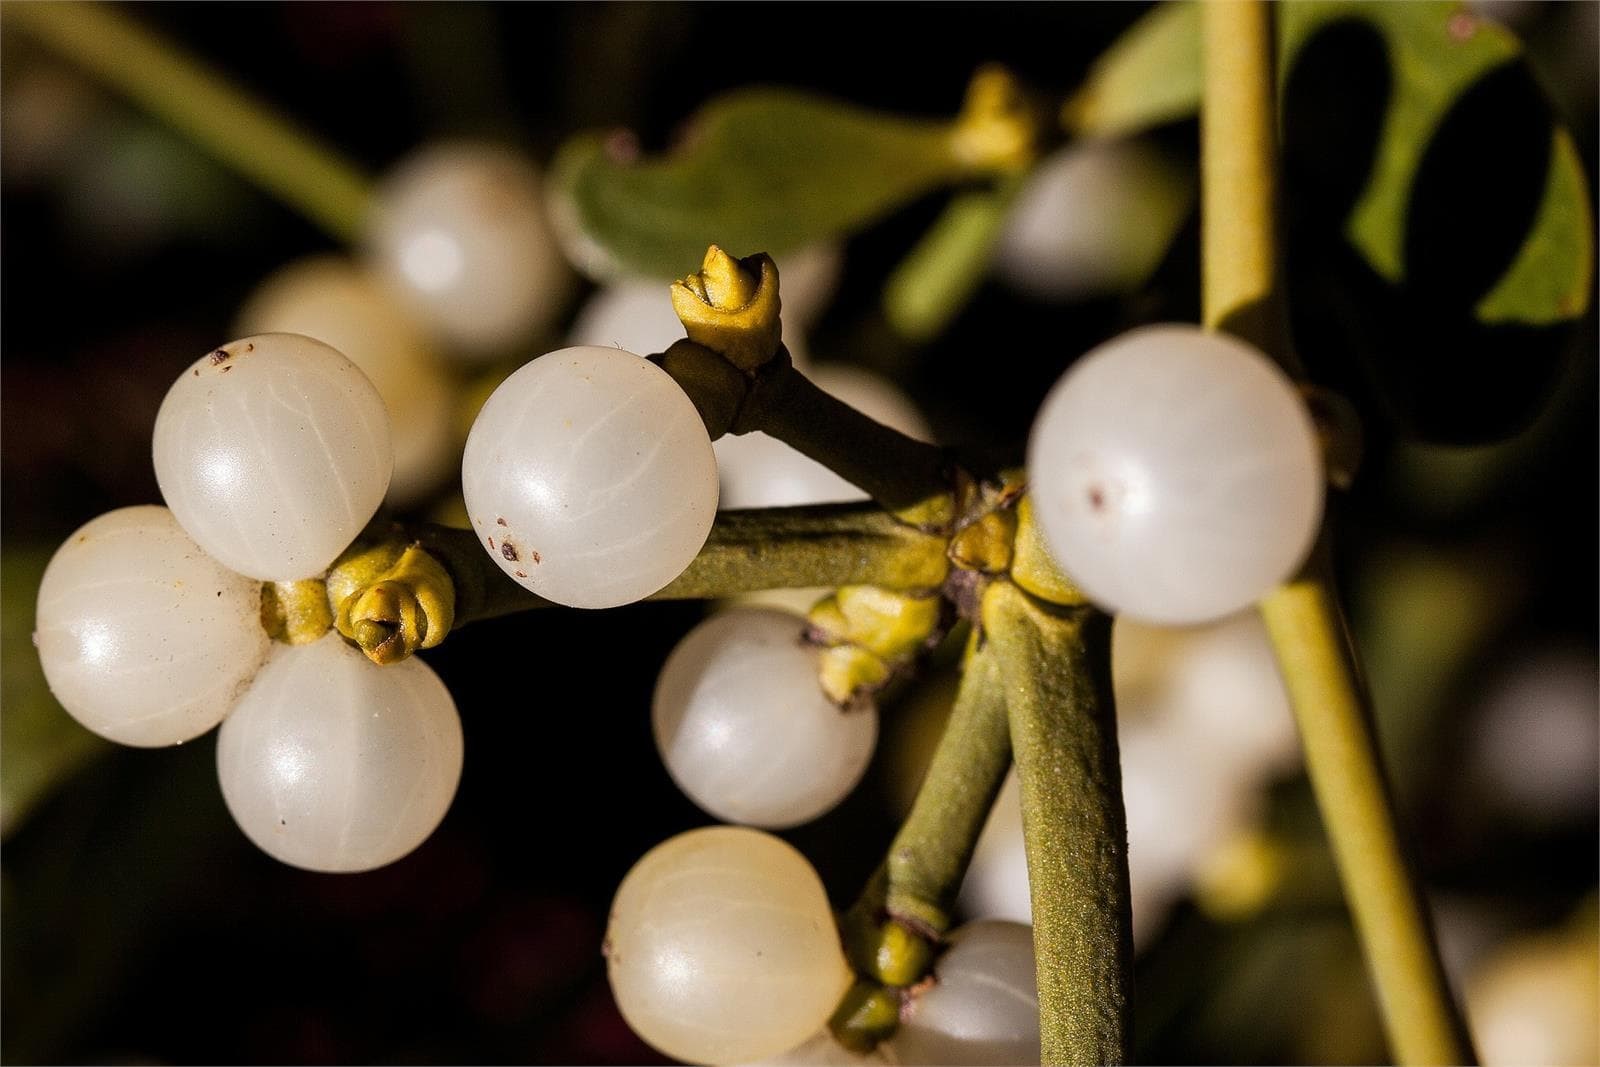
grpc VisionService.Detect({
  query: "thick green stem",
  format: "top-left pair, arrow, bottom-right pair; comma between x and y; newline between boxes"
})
404,502 -> 949,628
882,632 -> 1011,937
5,1 -> 373,241
1201,3 -> 1472,1063
985,581 -> 1130,1066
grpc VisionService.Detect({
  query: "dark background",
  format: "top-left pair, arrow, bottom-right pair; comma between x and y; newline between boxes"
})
2,3 -> 1595,1064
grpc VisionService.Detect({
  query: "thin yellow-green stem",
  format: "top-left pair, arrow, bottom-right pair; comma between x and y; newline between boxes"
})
1259,566 -> 1470,1065
5,0 -> 373,241
1201,0 -> 1284,359
1202,3 -> 1472,1063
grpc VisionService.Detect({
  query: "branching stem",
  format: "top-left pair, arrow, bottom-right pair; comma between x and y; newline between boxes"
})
400,502 -> 949,630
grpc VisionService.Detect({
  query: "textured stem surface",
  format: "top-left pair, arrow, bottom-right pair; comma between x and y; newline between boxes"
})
985,581 -> 1130,1066
6,0 -> 373,240
883,633 -> 1012,936
407,502 -> 950,628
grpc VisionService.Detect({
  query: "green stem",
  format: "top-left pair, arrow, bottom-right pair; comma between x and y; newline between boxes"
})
882,631 -> 1011,937
830,629 -> 1013,1051
5,1 -> 373,241
736,360 -> 955,530
404,502 -> 949,628
1259,555 -> 1474,1065
1200,0 -> 1288,361
1201,3 -> 1471,1063
984,581 -> 1130,1066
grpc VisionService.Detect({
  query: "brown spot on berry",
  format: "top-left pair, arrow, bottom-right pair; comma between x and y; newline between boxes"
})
242,342 -> 254,352
514,570 -> 527,578
208,348 -> 232,366
496,517 -> 508,527
529,550 -> 541,564
487,536 -> 496,551
500,541 -> 519,561
1088,485 -> 1107,511
1448,11 -> 1477,40
221,364 -> 233,372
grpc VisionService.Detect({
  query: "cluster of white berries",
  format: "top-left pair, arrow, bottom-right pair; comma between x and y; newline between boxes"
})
33,132 -> 1331,1067
37,333 -> 463,874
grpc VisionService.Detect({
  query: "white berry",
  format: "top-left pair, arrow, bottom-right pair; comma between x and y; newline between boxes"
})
151,333 -> 393,582
1027,324 -> 1322,624
215,633 -> 463,873
653,608 -> 877,828
235,255 -> 456,505
364,142 -> 567,356
460,345 -> 718,609
606,826 -> 852,1065
33,506 -> 269,747
889,920 -> 1040,1067
996,140 -> 1190,302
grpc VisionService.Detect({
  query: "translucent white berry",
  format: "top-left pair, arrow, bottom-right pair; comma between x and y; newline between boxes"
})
653,608 -> 877,828
364,142 -> 567,356
742,1030 -> 891,1066
235,256 -> 456,505
460,345 -> 718,609
151,333 -> 393,582
606,826 -> 852,1065
1114,611 -> 1301,781
215,633 -> 463,873
996,140 -> 1190,302
1026,324 -> 1322,625
717,365 -> 931,510
889,920 -> 1040,1067
33,506 -> 269,747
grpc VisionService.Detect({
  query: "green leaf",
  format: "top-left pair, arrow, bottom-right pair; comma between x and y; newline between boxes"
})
1062,1 -> 1202,139
1063,0 -> 1593,328
1475,127 -> 1595,324
549,89 -> 978,280
883,179 -> 1021,342
1,549 -> 109,838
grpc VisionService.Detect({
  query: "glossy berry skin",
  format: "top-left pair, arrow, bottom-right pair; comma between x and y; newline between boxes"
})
653,608 -> 877,828
235,255 -> 455,505
215,634 -> 463,873
364,142 -> 567,356
606,826 -> 852,1065
33,506 -> 269,747
151,333 -> 393,582
461,345 -> 718,609
1027,324 -> 1322,625
889,920 -> 1041,1066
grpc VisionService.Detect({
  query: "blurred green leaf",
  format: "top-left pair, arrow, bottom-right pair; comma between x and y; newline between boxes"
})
549,89 -> 979,280
1062,1 -> 1202,139
1,549 -> 108,838
1475,127 -> 1594,324
884,179 -> 1021,342
1063,0 -> 1593,328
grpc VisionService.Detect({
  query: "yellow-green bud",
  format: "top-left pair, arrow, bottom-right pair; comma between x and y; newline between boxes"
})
670,245 -> 783,372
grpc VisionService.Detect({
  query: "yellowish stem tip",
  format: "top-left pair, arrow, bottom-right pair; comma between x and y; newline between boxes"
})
670,246 -> 783,372
951,64 -> 1038,173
